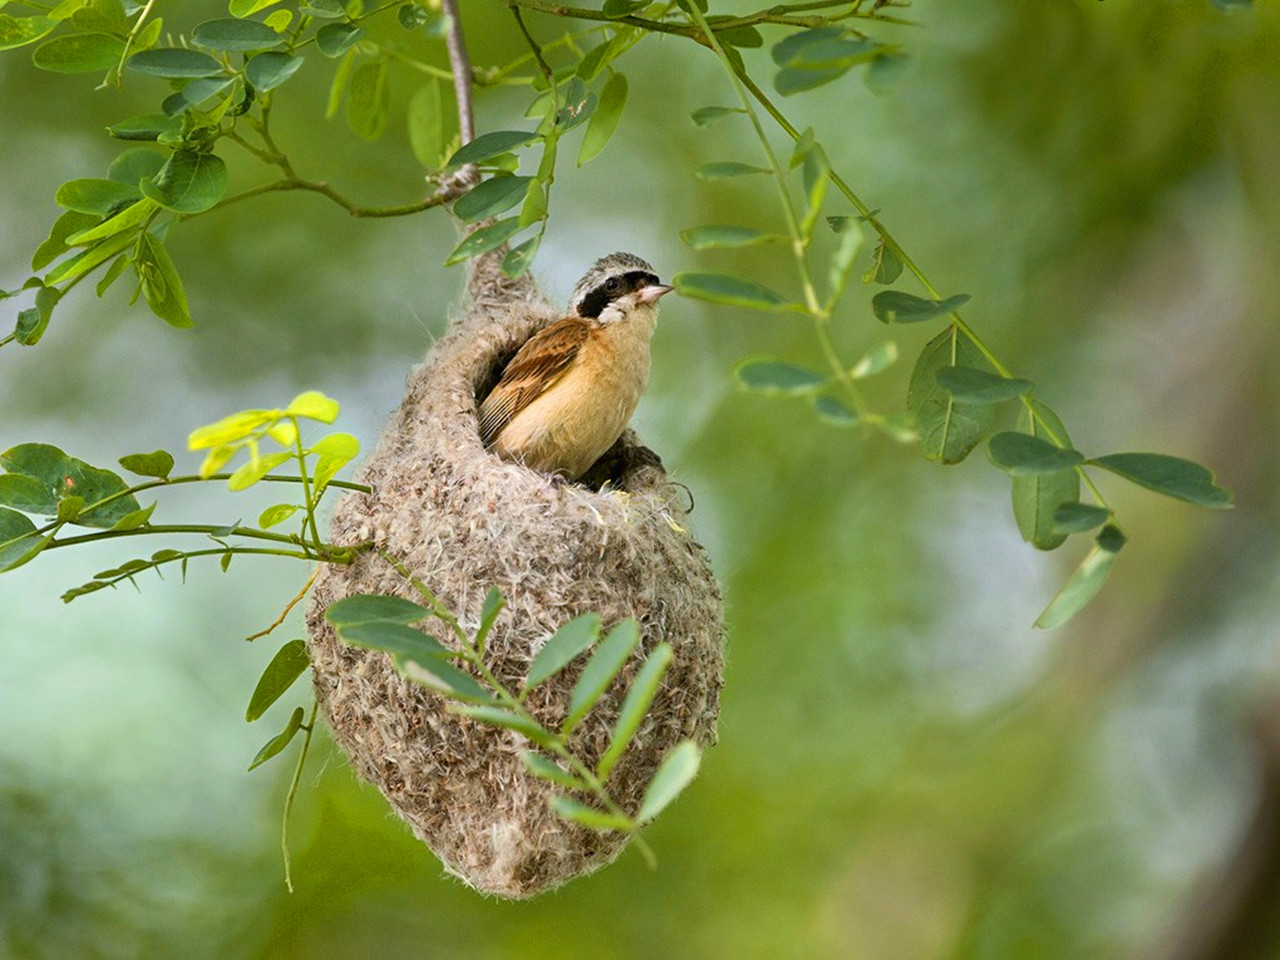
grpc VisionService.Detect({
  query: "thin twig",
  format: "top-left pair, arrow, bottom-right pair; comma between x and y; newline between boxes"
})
245,566 -> 320,642
442,0 -> 476,145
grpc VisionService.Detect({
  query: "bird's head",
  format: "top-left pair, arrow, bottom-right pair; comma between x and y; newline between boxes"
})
569,252 -> 673,323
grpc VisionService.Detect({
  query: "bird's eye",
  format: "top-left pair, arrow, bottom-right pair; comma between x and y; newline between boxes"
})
604,277 -> 620,293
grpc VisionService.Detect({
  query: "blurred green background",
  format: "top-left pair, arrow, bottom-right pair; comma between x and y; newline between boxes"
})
3,0 -> 1279,957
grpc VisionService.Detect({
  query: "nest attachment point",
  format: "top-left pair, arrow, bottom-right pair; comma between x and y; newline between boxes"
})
304,253 -> 725,899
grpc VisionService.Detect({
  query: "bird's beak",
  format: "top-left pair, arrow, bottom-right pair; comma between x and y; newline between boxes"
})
638,283 -> 674,305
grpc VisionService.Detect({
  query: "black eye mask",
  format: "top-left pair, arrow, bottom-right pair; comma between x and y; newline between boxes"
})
578,271 -> 661,319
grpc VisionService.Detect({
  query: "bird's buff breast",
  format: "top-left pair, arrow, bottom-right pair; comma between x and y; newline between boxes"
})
492,310 -> 655,478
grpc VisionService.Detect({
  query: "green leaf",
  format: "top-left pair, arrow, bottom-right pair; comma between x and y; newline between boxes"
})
501,235 -> 541,279
637,741 -> 700,822
127,47 -> 224,78
453,176 -> 533,223
14,286 -> 60,346
906,327 -> 996,464
0,507 -> 45,572
286,390 -> 340,423
0,15 -> 57,51
988,431 -> 1085,476
812,395 -> 858,427
57,496 -> 84,523
778,35 -> 879,70
192,17 -> 281,51
1053,502 -> 1110,535
32,211 -> 97,269
347,58 -> 391,140
598,643 -> 672,781
863,238 -> 904,285
873,290 -> 971,324
55,179 -> 140,216
1035,526 -> 1125,630
672,272 -> 796,311
108,148 -> 167,187
1,443 -> 140,528
576,33 -> 626,81
774,65 -> 849,97
188,409 -> 274,450
311,432 -> 359,493
850,341 -> 898,379
826,215 -> 864,304
554,77 -> 596,132
447,130 -> 537,167
520,751 -> 586,789
399,657 -> 494,703
601,0 -> 647,16
408,79 -> 456,170
527,613 -> 601,689
227,450 -> 292,490
246,640 -> 309,721
108,501 -> 156,531
934,367 -> 1033,403
136,232 -> 192,327
96,255 -> 130,297
118,450 -> 174,479
337,621 -> 450,660
309,430 -> 359,459
550,796 -> 634,831
70,0 -> 130,34
476,586 -> 504,647
563,619 -> 640,735
680,225 -> 774,250
140,150 -> 227,214
316,21 -> 363,57
44,230 -> 137,286
577,71 -> 627,166
33,32 -> 125,72
449,704 -> 554,746
326,47 -> 356,118
398,3 -> 433,28
324,593 -> 432,626
771,26 -> 844,67
694,161 -> 769,180
0,474 -> 56,513
690,106 -> 741,127
248,706 -> 304,770
865,52 -> 912,94
258,503 -> 300,528
66,198 -> 156,246
734,358 -> 827,395
300,0 -> 346,17
246,50 -> 303,90
1089,453 -> 1233,509
1011,401 -> 1080,551
709,18 -> 762,48
443,218 -> 523,266
108,113 -> 183,142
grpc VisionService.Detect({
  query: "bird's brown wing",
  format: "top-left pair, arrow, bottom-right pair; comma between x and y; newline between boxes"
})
477,317 -> 591,445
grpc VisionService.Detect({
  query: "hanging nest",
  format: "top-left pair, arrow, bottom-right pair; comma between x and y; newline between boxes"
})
303,248 -> 725,899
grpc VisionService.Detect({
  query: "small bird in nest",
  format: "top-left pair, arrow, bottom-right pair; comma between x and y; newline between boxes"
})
477,252 -> 673,481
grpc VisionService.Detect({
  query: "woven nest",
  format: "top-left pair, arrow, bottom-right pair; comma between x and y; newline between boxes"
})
303,249 -> 724,899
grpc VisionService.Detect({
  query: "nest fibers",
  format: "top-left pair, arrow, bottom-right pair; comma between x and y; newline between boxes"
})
304,247 -> 724,899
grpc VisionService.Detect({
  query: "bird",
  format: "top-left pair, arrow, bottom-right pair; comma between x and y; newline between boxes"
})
477,252 -> 674,481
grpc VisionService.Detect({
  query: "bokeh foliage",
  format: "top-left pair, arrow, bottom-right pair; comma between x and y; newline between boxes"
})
2,0 -> 1279,957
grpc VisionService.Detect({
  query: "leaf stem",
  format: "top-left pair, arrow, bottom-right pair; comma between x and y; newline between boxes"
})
281,701 -> 319,893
